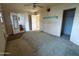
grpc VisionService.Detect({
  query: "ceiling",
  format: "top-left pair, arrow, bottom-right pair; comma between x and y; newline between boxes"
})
1,3 -> 58,13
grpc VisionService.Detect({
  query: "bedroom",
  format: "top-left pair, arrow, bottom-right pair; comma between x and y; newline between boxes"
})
0,3 -> 79,56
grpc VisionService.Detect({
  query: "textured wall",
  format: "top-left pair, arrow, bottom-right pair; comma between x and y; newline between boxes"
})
0,22 -> 6,55
2,5 -> 13,35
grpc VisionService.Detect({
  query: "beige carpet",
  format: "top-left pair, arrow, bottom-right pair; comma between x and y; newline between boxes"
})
7,33 -> 24,41
5,31 -> 79,56
5,39 -> 34,56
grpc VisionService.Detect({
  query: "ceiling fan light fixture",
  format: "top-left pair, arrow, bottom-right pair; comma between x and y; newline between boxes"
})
33,12 -> 38,15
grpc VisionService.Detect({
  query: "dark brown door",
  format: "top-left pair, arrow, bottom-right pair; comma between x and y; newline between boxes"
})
28,15 -> 32,30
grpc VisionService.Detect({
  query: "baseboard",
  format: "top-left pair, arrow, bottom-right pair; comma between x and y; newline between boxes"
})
40,31 -> 60,38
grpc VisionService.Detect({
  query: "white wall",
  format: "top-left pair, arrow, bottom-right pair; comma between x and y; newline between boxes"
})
70,7 -> 79,45
40,4 -> 79,45
36,14 -> 40,30
31,14 -> 40,31
32,15 -> 38,31
24,13 -> 30,31
40,5 -> 63,36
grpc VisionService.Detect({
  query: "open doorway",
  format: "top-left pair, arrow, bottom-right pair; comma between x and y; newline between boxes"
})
11,13 -> 25,34
61,8 -> 76,40
28,14 -> 40,31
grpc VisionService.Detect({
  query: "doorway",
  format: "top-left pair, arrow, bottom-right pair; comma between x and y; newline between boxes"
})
28,14 -> 40,31
11,13 -> 25,34
61,8 -> 76,40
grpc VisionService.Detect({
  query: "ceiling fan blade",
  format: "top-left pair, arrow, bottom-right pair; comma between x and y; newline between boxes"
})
37,5 -> 44,8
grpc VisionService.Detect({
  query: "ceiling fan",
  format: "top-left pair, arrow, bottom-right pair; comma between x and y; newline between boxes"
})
24,3 -> 44,9
24,3 -> 44,15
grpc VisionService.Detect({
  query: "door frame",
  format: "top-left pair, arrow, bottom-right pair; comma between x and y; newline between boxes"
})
28,15 -> 32,30
60,8 -> 76,37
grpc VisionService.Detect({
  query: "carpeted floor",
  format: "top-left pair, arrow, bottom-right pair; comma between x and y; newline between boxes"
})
7,32 -> 24,41
5,31 -> 79,56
